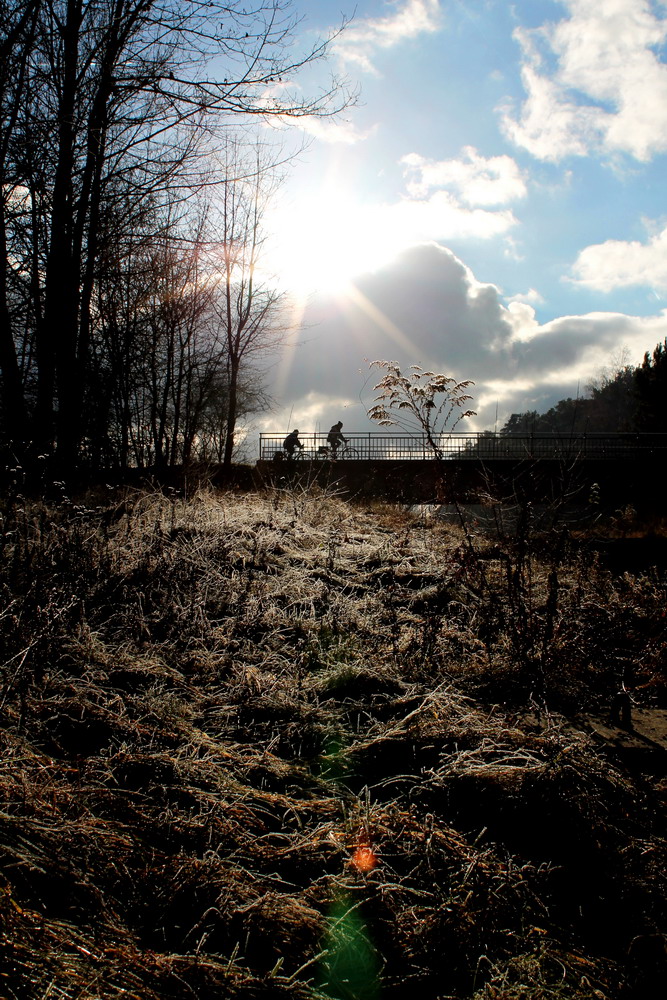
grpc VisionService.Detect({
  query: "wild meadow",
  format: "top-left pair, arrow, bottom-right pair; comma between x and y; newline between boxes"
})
1,481 -> 666,999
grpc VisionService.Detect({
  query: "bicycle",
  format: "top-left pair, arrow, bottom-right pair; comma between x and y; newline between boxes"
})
272,447 -> 310,462
288,446 -> 327,461
321,441 -> 361,459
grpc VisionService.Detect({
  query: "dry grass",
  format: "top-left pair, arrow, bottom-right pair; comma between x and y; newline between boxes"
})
1,485 -> 666,998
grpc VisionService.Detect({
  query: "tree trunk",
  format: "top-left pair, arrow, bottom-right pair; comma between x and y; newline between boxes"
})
0,184 -> 28,448
223,360 -> 239,469
40,0 -> 83,471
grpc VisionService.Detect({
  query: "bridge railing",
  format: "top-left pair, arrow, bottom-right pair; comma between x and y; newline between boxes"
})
259,431 -> 667,462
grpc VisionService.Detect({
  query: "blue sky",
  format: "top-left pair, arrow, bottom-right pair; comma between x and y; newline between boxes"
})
251,0 -> 667,437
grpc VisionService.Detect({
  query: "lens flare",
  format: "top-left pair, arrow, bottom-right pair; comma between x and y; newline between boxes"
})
350,845 -> 378,873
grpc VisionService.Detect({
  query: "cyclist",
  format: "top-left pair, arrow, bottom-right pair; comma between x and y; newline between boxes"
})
327,421 -> 347,455
283,429 -> 303,457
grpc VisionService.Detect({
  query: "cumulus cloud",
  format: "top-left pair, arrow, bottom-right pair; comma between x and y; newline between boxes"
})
508,288 -> 545,306
570,223 -> 667,291
385,189 -> 518,241
375,146 -> 526,244
502,0 -> 667,162
273,243 -> 666,432
401,147 -> 527,205
332,0 -> 442,75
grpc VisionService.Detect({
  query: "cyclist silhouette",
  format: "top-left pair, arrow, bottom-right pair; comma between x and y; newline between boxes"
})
283,429 -> 303,457
327,421 -> 347,455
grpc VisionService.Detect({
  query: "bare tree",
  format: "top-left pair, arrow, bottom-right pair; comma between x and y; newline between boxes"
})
0,0 -> 351,472
0,0 -> 41,447
93,198 -> 217,469
209,142 -> 287,470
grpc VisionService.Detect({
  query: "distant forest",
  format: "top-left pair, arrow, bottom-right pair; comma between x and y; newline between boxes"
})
501,339 -> 667,436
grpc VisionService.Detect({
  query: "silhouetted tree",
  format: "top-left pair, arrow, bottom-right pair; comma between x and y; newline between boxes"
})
0,0 -> 40,450
209,143 -> 287,470
634,339 -> 667,432
502,399 -> 591,435
500,345 -> 667,436
586,364 -> 635,431
0,0 -> 350,473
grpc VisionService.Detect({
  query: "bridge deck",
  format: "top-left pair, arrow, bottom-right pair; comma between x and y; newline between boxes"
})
260,431 -> 667,462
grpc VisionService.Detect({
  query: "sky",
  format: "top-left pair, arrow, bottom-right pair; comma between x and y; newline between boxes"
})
250,0 -> 667,442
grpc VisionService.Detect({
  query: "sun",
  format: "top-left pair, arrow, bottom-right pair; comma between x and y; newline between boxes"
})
267,190 -> 403,298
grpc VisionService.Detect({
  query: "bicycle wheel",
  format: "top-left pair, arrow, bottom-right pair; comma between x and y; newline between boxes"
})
342,445 -> 360,459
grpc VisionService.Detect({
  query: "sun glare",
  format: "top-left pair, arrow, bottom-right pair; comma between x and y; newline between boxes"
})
269,193 -> 403,298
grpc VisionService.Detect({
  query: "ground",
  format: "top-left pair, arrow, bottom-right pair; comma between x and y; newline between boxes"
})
1,486 -> 666,999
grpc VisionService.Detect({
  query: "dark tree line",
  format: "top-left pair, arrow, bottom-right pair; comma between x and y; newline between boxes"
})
501,340 -> 667,436
0,0 -> 347,474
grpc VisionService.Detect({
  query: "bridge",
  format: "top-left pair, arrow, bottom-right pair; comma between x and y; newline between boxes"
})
259,431 -> 667,462
256,431 -> 666,508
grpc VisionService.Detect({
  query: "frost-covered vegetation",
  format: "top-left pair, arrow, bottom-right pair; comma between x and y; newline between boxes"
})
1,486 -> 666,998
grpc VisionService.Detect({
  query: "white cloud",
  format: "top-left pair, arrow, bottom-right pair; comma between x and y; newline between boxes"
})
387,190 -> 518,241
256,393 -> 359,435
501,48 -> 605,161
332,0 -> 442,75
570,224 -> 667,291
502,0 -> 667,162
508,288 -> 545,306
401,147 -> 527,205
380,146 -> 525,248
